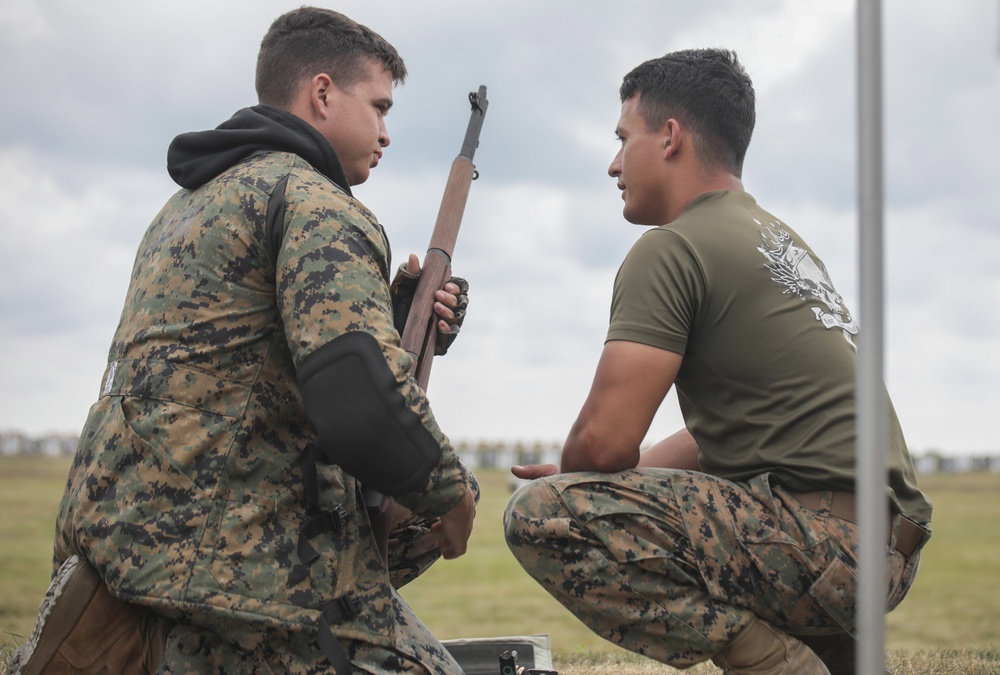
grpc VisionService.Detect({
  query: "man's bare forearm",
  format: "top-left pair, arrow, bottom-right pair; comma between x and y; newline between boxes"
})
560,421 -> 641,473
636,428 -> 700,470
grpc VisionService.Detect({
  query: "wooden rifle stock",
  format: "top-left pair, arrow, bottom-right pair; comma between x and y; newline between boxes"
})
400,85 -> 489,390
369,86 -> 488,562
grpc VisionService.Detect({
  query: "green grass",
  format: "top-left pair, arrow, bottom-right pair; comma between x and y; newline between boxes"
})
2,456 -> 998,673
885,472 -> 1000,650
0,456 -> 67,645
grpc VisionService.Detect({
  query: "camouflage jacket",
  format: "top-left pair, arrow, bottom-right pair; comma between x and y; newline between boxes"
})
55,106 -> 471,649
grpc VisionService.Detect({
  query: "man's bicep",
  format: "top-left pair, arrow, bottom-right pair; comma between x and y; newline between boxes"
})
276,202 -> 395,364
561,339 -> 682,472
589,339 -> 682,431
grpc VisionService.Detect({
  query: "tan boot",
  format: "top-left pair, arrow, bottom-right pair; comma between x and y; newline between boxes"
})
8,555 -> 174,675
712,619 -> 831,675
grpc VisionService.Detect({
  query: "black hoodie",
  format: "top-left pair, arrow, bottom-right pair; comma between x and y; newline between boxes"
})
166,105 -> 352,196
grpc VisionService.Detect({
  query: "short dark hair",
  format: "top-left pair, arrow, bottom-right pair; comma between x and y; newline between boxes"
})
256,7 -> 407,109
620,48 -> 755,177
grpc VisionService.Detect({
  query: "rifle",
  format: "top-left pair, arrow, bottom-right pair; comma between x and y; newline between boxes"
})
400,85 -> 489,389
369,85 -> 489,560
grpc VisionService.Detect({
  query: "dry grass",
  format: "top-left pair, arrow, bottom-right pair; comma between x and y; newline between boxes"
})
6,644 -> 1000,673
550,647 -> 1000,674
5,643 -> 996,673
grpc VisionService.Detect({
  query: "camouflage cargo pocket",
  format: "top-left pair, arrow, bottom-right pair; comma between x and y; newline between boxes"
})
807,554 -> 858,633
121,396 -> 236,492
207,490 -> 301,600
734,474 -> 828,550
78,398 -> 211,601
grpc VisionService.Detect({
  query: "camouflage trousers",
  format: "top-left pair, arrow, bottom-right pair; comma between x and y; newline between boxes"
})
54,510 -> 462,675
503,469 -> 923,668
158,590 -> 456,674
153,509 -> 461,674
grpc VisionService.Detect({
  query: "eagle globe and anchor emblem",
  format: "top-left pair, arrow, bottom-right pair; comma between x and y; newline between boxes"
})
756,219 -> 859,352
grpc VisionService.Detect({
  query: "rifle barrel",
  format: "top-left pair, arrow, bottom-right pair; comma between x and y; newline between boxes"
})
400,86 -> 489,390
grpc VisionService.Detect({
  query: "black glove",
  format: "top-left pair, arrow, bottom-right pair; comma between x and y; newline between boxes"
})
389,265 -> 469,356
435,275 -> 468,356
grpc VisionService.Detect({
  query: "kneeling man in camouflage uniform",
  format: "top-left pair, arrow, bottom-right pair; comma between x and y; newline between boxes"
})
12,7 -> 476,674
504,49 -> 931,675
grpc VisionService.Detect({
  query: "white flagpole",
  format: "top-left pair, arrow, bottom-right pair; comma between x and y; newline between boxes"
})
856,1 -> 889,673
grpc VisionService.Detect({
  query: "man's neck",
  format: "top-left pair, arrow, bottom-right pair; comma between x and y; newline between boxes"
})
667,173 -> 744,223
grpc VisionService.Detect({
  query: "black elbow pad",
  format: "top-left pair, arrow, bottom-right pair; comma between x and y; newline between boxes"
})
296,331 -> 443,496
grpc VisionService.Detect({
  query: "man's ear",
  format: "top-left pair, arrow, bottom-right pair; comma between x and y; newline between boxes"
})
288,73 -> 334,124
662,118 -> 681,159
311,73 -> 335,119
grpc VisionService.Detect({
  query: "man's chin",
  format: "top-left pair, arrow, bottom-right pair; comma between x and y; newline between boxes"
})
622,208 -> 647,226
347,169 -> 370,187
623,205 -> 668,227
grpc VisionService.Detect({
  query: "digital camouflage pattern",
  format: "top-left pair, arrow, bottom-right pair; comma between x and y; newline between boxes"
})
159,590 -> 458,674
504,469 -> 920,668
53,148 -> 471,671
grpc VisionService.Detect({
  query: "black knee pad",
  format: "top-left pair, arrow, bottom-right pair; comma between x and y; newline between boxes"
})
297,331 -> 442,496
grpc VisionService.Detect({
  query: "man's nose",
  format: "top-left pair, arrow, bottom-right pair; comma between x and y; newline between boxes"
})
608,148 -> 623,177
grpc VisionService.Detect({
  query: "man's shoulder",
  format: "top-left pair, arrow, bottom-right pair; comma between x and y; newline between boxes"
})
277,160 -> 380,227
200,151 -> 383,242
658,190 -> 780,246
222,151 -> 338,196
627,191 -> 781,277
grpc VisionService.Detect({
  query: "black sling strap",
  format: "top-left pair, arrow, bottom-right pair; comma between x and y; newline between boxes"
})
317,594 -> 363,673
296,446 -> 359,672
269,171 -> 358,673
265,174 -> 289,271
296,446 -> 347,565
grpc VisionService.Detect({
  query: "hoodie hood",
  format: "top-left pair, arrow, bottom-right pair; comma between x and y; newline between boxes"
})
167,105 -> 352,196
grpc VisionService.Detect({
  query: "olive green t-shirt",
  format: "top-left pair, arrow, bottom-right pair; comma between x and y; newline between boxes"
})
608,190 -> 931,523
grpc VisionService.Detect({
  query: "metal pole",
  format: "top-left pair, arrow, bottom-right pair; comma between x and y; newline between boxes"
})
856,1 -> 889,673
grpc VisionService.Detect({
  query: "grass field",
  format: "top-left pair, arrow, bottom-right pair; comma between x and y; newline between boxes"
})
2,456 -> 998,673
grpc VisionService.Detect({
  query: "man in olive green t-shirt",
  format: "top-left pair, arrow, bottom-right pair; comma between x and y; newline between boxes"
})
504,49 -> 931,675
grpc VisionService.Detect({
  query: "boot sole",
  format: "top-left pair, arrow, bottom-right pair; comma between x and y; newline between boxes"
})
8,555 -> 100,675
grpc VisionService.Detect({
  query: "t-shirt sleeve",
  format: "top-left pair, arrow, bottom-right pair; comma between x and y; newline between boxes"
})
607,228 -> 705,355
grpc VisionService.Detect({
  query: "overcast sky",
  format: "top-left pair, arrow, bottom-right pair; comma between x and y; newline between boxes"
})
1,0 -> 997,456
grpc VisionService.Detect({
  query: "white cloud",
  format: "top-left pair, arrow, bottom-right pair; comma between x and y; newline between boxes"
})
0,147 -> 173,433
0,0 -> 996,456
